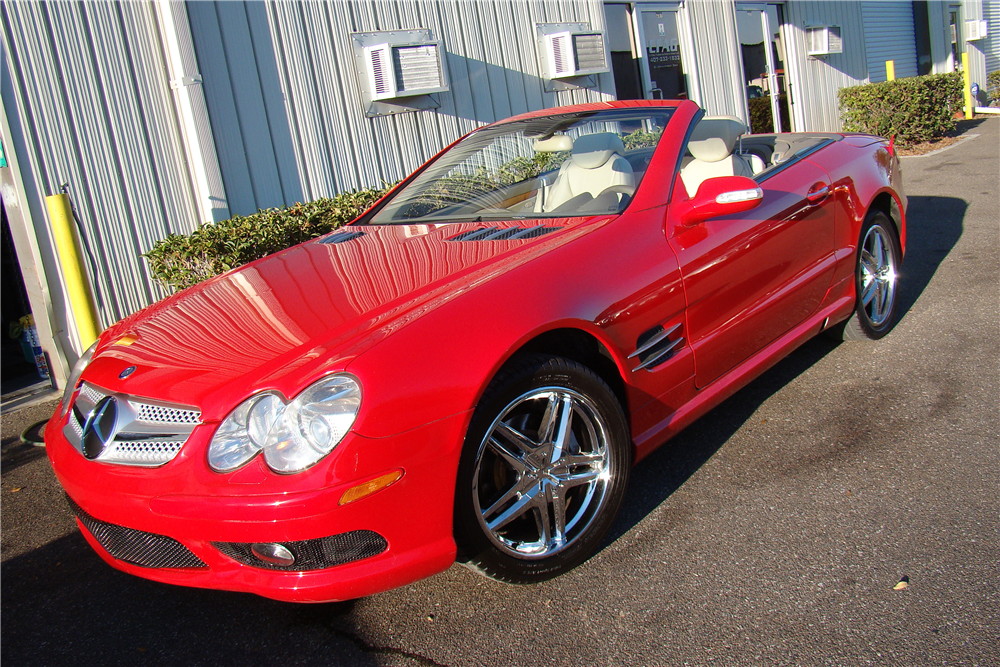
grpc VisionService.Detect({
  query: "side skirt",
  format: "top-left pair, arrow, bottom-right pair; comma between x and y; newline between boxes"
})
632,294 -> 854,463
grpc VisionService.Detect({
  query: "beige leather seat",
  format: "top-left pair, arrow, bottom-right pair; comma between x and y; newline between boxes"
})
679,116 -> 760,198
537,133 -> 635,212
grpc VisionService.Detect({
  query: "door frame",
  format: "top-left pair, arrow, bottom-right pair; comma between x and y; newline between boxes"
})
631,2 -> 701,103
735,2 -> 784,131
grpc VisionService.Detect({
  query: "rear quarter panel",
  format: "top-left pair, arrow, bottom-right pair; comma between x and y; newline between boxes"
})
803,138 -> 907,293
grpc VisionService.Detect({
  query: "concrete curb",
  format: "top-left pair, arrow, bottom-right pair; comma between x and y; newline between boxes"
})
900,133 -> 980,159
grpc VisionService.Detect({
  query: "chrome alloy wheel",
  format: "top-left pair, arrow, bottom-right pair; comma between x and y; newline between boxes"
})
859,223 -> 898,327
472,387 -> 613,560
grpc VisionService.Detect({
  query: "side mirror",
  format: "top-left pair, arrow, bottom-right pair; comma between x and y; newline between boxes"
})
676,175 -> 763,227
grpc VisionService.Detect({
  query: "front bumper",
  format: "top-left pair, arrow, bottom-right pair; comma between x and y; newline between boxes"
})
47,407 -> 470,602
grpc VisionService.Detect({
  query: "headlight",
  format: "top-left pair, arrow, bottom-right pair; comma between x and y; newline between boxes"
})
60,341 -> 98,417
208,375 -> 361,474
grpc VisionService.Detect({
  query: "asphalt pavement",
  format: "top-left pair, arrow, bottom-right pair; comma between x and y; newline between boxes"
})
2,117 -> 997,667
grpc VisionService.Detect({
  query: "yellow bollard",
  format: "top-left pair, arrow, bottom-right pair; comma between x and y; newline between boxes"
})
46,193 -> 100,348
962,52 -> 973,119
886,60 -> 895,81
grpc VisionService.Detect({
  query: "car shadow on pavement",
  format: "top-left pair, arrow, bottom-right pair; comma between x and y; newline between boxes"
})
892,195 -> 965,324
603,193 -> 965,547
605,334 -> 841,547
0,531 -> 386,666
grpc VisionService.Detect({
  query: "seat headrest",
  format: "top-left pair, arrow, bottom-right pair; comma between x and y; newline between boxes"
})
687,116 -> 747,163
572,132 -> 626,170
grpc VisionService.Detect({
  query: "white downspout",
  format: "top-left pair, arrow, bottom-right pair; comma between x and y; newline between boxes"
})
155,0 -> 229,224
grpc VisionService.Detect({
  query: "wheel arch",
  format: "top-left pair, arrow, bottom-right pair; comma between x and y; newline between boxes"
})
505,326 -> 631,420
865,189 -> 907,254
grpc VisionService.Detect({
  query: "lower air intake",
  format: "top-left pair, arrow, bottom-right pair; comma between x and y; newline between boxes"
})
213,531 -> 388,571
68,498 -> 206,569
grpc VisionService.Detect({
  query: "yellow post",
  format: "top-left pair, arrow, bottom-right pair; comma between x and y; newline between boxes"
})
46,193 -> 100,347
886,60 -> 895,81
962,52 -> 973,119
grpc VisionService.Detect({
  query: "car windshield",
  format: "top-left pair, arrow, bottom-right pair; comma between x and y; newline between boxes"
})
368,108 -> 675,224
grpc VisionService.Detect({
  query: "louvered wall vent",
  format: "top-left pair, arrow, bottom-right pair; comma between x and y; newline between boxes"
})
447,226 -> 562,242
352,30 -> 449,117
536,23 -> 609,91
319,230 -> 366,244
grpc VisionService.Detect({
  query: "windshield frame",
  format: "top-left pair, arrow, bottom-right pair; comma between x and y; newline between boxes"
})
355,107 -> 678,226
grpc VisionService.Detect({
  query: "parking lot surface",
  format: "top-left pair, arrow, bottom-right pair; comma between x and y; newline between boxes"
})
2,118 -> 997,667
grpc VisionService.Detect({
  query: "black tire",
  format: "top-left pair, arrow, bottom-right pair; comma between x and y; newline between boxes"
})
831,210 -> 902,341
453,355 -> 631,583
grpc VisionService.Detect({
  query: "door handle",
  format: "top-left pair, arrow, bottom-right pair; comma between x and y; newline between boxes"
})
806,183 -> 830,203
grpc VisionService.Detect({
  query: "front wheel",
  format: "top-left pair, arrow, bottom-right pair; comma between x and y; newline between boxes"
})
454,355 -> 631,583
835,210 -> 902,341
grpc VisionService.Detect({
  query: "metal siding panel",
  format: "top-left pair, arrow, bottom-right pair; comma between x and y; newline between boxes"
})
268,2 -> 340,199
964,0 -> 989,92
985,0 -> 1000,72
862,1 -> 919,82
375,0 -> 427,177
393,1 -> 448,170
186,2 -> 258,215
3,1 -> 202,324
687,0 -> 745,118
352,1 -> 407,185
47,3 -> 151,320
215,2 -> 286,210
122,2 -> 201,241
244,2 -> 305,204
435,1 -> 483,134
785,1 -> 868,132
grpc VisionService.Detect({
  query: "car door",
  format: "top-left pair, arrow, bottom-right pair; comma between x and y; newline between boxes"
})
667,159 -> 837,388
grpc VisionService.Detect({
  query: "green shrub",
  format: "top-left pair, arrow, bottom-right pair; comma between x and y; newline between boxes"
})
838,72 -> 963,146
987,70 -> 1000,107
747,95 -> 790,134
145,187 -> 388,292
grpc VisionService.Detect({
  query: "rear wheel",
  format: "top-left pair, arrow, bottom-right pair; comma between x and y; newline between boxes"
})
835,210 -> 902,341
454,355 -> 630,583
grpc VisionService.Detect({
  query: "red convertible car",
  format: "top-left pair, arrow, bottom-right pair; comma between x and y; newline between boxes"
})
47,100 -> 905,602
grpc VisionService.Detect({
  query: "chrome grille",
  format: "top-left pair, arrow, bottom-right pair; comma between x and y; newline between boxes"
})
68,497 -> 206,569
63,382 -> 200,467
135,403 -> 200,425
213,531 -> 388,571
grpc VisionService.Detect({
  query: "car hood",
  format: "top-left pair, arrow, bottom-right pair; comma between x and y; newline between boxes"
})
87,221 -> 591,419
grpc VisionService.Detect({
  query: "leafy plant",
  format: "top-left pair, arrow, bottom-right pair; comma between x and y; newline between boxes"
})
145,188 -> 388,291
987,70 -> 1000,107
747,95 -> 790,134
838,72 -> 963,146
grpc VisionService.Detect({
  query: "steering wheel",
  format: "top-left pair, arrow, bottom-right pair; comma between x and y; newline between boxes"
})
598,184 -> 636,199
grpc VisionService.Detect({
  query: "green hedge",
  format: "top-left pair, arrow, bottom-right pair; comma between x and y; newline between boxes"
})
748,94 -> 790,134
838,72 -> 963,146
145,188 -> 388,292
988,70 -> 1000,107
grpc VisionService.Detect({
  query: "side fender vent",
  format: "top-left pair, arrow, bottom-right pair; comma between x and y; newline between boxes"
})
447,226 -> 562,242
320,230 -> 366,245
629,323 -> 685,371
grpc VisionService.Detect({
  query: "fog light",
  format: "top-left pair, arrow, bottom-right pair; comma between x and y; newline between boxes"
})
250,543 -> 295,566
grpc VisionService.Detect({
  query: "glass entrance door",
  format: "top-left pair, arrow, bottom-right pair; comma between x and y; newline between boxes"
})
636,7 -> 688,100
736,4 -> 790,132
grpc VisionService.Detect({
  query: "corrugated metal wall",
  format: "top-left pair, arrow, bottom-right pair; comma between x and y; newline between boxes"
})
685,0 -> 746,119
963,0 -> 990,98
189,0 -> 616,213
861,1 -> 919,82
782,1 -> 869,132
1,1 -> 200,329
986,0 -> 1000,73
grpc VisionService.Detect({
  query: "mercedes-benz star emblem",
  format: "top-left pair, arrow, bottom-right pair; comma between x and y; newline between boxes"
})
119,366 -> 136,379
81,396 -> 118,459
